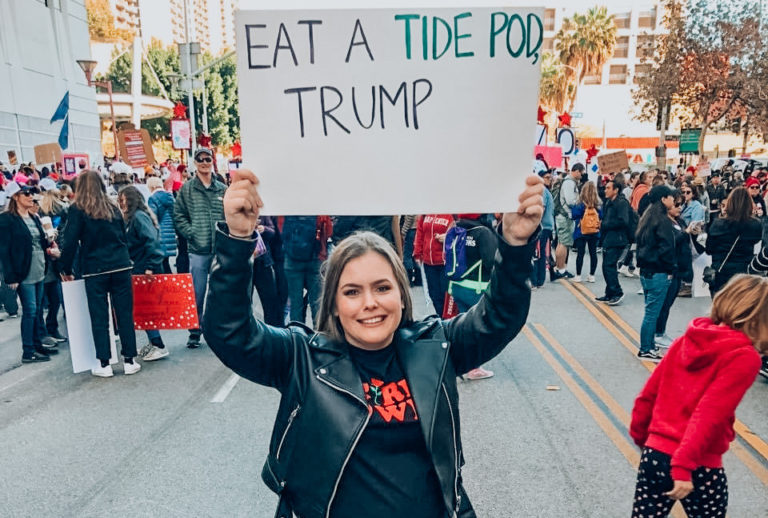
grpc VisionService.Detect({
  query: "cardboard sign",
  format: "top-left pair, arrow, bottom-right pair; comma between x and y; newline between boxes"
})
170,119 -> 191,150
534,145 -> 563,170
7,150 -> 18,165
132,274 -> 199,330
236,7 -> 544,214
117,128 -> 155,168
62,153 -> 89,179
61,280 -> 118,373
597,150 -> 629,174
34,142 -> 63,165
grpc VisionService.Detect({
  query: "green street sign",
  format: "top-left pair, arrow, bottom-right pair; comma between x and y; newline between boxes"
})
680,128 -> 701,154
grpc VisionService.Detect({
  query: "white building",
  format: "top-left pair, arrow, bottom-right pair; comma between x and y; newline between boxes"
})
0,0 -> 101,165
541,1 -> 665,139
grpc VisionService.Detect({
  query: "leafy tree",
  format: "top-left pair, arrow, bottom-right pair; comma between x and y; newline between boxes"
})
538,51 -> 574,114
634,0 -> 766,151
86,0 -> 133,43
555,6 -> 617,111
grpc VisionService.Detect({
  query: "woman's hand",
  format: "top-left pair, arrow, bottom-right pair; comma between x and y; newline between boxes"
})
8,283 -> 18,290
664,479 -> 693,500
60,274 -> 74,282
502,176 -> 545,246
224,169 -> 263,238
435,233 -> 446,243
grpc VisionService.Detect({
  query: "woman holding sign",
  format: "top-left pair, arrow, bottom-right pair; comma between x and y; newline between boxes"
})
204,169 -> 543,518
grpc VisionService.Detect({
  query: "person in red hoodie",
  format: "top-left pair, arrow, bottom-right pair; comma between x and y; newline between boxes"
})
629,274 -> 767,517
412,214 -> 454,317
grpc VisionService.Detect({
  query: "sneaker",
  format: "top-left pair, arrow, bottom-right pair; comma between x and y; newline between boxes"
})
619,266 -> 636,278
637,287 -> 644,295
35,347 -> 58,356
587,275 -> 596,283
655,334 -> 674,348
48,330 -> 67,342
142,345 -> 169,362
124,360 -> 141,375
550,270 -> 563,282
91,364 -> 114,377
138,344 -> 152,358
606,295 -> 624,306
560,271 -> 575,279
42,336 -> 58,346
637,349 -> 663,363
6,313 -> 19,318
463,367 -> 494,380
677,283 -> 692,298
572,275 -> 582,283
595,295 -> 610,302
186,335 -> 201,349
760,357 -> 768,378
22,352 -> 51,363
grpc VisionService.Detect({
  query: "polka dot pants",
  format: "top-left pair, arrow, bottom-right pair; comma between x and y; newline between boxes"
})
632,448 -> 728,517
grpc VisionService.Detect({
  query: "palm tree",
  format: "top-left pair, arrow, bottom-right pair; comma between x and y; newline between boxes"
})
555,6 -> 617,110
539,52 -> 574,114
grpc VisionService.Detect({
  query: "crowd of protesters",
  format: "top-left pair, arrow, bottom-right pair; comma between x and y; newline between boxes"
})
1,152 -> 767,381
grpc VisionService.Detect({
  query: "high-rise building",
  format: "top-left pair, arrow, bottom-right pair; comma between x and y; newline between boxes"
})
110,0 -> 141,35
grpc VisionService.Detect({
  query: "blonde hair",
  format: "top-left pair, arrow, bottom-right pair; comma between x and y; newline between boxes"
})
711,274 -> 768,353
146,177 -> 163,192
39,189 -> 64,215
316,231 -> 413,343
579,181 -> 600,208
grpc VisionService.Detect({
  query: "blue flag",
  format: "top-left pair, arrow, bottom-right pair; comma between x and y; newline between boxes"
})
50,91 -> 69,123
58,115 -> 69,150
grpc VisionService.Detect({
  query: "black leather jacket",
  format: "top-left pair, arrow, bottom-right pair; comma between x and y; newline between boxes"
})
204,224 -> 535,518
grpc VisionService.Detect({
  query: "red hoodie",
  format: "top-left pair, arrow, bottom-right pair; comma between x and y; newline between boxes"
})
412,214 -> 453,266
630,317 -> 761,481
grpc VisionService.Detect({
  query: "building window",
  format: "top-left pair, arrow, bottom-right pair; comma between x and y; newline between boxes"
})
634,64 -> 652,84
544,9 -> 556,31
636,35 -> 655,59
542,38 -> 554,52
614,13 -> 630,29
609,64 -> 628,84
584,67 -> 603,85
638,8 -> 657,29
614,36 -> 629,58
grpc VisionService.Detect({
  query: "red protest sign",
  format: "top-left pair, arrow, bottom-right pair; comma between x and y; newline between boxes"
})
132,274 -> 198,330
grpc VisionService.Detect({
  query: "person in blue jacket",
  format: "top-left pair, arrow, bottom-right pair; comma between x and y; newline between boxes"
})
147,177 -> 177,274
571,181 -> 602,283
118,186 -> 169,362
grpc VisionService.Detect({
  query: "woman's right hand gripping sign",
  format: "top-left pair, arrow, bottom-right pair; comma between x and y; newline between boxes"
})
224,169 -> 264,238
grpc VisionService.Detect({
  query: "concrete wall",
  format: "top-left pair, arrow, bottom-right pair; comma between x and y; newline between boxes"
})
0,0 -> 101,166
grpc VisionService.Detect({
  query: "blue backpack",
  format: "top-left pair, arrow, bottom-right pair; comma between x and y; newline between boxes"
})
283,216 -> 318,262
444,226 -> 468,281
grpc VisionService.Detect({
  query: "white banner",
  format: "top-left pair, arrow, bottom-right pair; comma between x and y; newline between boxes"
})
61,280 -> 117,374
236,6 -> 543,214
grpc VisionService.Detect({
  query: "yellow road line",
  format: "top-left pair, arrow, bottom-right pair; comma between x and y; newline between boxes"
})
522,325 -> 686,518
560,278 -> 768,487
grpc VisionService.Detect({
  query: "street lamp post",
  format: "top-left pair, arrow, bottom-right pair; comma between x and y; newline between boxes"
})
76,59 -> 120,161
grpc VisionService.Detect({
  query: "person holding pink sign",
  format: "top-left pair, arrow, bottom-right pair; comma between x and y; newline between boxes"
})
204,169 -> 543,518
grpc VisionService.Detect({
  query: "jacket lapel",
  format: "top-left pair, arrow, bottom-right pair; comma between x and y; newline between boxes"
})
395,327 -> 450,447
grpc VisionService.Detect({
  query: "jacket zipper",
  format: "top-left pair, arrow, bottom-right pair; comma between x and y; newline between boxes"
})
275,404 -> 301,460
442,383 -> 460,517
316,375 -> 370,518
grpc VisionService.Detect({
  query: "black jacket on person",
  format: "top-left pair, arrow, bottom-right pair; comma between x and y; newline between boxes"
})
671,218 -> 694,280
705,217 -> 763,292
601,194 -> 632,248
125,210 -> 164,274
60,205 -> 132,277
0,212 -> 49,284
204,223 -> 535,518
636,211 -> 677,275
332,216 -> 395,247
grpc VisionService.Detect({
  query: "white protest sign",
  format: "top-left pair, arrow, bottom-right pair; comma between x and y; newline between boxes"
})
236,6 -> 543,214
62,280 -> 117,373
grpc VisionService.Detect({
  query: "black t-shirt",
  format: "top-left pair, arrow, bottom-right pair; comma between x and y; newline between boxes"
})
330,343 -> 445,518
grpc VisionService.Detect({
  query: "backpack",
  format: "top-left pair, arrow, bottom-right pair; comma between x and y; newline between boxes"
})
550,177 -> 568,217
580,207 -> 600,235
444,226 -> 468,281
283,216 -> 319,261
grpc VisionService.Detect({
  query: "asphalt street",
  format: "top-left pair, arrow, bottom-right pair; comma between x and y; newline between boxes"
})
1,263 -> 767,518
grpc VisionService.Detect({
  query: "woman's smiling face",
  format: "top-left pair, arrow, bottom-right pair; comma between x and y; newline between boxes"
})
335,251 -> 403,351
